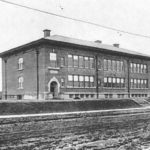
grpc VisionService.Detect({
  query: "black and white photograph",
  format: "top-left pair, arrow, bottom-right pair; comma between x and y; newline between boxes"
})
1,0 -> 150,149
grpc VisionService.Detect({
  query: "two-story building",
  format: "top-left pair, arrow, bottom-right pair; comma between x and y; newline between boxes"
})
0,29 -> 150,100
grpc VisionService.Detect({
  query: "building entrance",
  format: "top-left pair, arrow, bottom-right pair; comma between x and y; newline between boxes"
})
50,81 -> 58,98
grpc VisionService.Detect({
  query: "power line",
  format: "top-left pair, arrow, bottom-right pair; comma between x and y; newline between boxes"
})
0,0 -> 150,39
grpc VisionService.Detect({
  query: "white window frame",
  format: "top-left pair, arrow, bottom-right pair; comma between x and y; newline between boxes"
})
18,58 -> 23,70
18,76 -> 24,89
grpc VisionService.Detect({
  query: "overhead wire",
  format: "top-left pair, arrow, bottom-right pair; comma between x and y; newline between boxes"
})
0,0 -> 150,39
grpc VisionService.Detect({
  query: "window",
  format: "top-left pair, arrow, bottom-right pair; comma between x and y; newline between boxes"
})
117,78 -> 120,88
138,79 -> 140,89
117,61 -> 120,72
112,60 -> 116,71
85,76 -> 89,87
112,78 -> 116,88
69,94 -> 74,98
120,61 -> 124,72
79,76 -> 84,87
68,55 -> 73,67
104,59 -> 108,70
130,63 -> 133,73
137,64 -> 140,73
144,65 -> 147,73
108,77 -> 112,87
18,58 -> 23,70
79,56 -> 84,68
108,60 -> 112,70
50,53 -> 57,67
89,57 -> 94,69
134,63 -> 136,73
104,77 -> 107,87
68,75 -> 73,87
61,57 -> 65,67
130,79 -> 134,89
61,78 -> 65,87
84,57 -> 89,68
134,79 -> 137,88
141,64 -> 144,73
18,77 -> 23,89
74,75 -> 79,87
141,80 -> 144,88
121,78 -> 125,88
90,76 -> 94,87
73,55 -> 78,67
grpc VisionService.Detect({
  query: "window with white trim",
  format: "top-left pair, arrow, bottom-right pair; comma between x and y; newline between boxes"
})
18,76 -> 24,89
18,58 -> 23,70
50,53 -> 57,67
68,75 -> 73,87
85,76 -> 89,87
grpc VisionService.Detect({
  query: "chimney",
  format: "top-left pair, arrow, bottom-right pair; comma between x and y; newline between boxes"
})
95,40 -> 102,43
113,43 -> 119,48
43,29 -> 51,38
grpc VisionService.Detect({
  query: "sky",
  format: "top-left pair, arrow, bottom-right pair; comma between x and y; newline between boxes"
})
0,0 -> 150,91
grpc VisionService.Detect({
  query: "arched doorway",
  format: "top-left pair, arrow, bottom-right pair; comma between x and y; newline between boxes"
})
50,81 -> 58,98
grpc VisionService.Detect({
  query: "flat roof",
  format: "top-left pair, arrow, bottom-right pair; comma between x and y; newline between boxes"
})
0,34 -> 150,59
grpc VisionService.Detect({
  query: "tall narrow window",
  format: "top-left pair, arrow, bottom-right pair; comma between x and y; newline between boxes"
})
18,77 -> 24,89
130,63 -> 133,73
73,55 -> 78,67
144,65 -> 147,73
117,78 -> 120,88
89,57 -> 94,69
90,76 -> 94,87
50,53 -> 57,67
138,79 -> 140,89
68,55 -> 73,67
68,75 -> 73,87
112,60 -> 116,71
134,64 -> 136,73
79,76 -> 84,87
141,79 -> 144,88
137,64 -> 140,73
61,78 -> 65,87
120,61 -> 124,72
134,79 -> 137,88
141,64 -> 143,73
116,61 -> 120,72
85,76 -> 89,87
121,78 -> 125,88
104,59 -> 108,70
18,58 -> 23,70
61,57 -> 65,67
130,79 -> 133,89
74,75 -> 79,87
108,60 -> 112,70
108,77 -> 112,87
79,56 -> 84,68
84,57 -> 89,68
104,77 -> 107,87
112,78 -> 116,88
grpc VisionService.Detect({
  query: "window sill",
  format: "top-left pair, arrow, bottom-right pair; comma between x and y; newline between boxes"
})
48,67 -> 60,70
18,88 -> 24,90
67,86 -> 96,88
67,66 -> 95,70
18,68 -> 24,71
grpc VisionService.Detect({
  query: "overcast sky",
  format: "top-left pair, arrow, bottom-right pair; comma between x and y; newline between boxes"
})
0,0 -> 150,91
